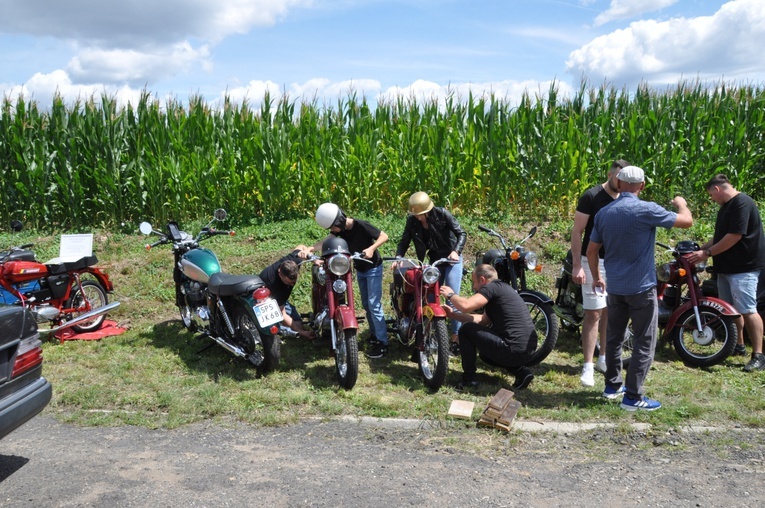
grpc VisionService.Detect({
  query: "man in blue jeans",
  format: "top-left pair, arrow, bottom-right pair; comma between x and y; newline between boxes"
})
314,203 -> 390,358
588,166 -> 693,411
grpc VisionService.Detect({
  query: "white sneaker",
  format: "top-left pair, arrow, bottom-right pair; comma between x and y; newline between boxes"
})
595,358 -> 607,373
580,367 -> 595,387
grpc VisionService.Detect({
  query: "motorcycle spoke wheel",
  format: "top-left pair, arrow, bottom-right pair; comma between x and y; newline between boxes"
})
334,328 -> 358,390
671,306 -> 737,367
521,296 -> 559,367
69,280 -> 108,333
233,302 -> 280,374
418,316 -> 449,391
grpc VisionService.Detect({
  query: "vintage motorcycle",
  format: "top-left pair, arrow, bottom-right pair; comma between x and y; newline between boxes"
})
302,237 -> 369,390
476,225 -> 559,366
652,240 -> 738,367
384,256 -> 452,391
140,209 -> 282,373
0,220 -> 118,336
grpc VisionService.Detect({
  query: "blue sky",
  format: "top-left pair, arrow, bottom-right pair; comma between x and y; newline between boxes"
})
1,0 -> 763,109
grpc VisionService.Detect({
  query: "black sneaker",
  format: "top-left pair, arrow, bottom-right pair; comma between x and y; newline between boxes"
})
449,342 -> 460,357
511,367 -> 534,390
366,342 -> 388,359
733,344 -> 747,356
455,380 -> 479,392
743,353 -> 765,372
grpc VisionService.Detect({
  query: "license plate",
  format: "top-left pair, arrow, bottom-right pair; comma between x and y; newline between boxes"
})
253,300 -> 283,328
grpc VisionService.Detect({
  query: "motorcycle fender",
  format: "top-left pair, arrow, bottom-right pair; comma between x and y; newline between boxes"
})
86,267 -> 114,292
425,302 -> 447,318
664,297 -> 741,332
334,305 -> 358,330
519,289 -> 553,305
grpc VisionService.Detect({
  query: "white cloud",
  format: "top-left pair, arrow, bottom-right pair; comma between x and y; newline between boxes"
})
567,0 -> 765,87
594,0 -> 679,27
0,0 -> 311,86
67,43 -> 211,85
379,79 -> 575,108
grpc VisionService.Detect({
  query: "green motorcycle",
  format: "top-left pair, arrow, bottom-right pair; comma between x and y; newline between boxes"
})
140,209 -> 282,373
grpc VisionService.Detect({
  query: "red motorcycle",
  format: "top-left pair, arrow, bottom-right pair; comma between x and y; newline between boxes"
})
0,221 -> 119,336
303,237 -> 370,389
653,240 -> 739,367
384,257 -> 452,391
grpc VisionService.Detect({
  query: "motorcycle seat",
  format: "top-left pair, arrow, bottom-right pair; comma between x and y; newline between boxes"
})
208,272 -> 265,297
46,255 -> 99,274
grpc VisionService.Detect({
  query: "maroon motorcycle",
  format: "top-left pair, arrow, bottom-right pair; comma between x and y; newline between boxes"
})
384,257 -> 452,391
654,240 -> 738,367
303,237 -> 370,390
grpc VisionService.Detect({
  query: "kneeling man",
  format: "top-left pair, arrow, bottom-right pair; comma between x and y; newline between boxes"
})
441,264 -> 536,390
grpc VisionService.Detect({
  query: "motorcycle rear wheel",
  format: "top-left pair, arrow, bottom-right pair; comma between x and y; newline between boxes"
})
233,302 -> 280,374
418,317 -> 449,391
334,328 -> 358,390
522,296 -> 559,367
69,280 -> 108,333
671,305 -> 737,367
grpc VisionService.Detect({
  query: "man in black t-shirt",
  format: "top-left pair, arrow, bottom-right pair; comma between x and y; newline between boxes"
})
570,159 -> 628,387
259,245 -> 315,340
690,174 -> 765,371
441,264 -> 536,390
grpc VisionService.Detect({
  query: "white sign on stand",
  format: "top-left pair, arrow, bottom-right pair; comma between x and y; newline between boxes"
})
59,234 -> 94,262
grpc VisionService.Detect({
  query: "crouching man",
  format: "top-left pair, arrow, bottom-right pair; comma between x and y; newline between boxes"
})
441,264 -> 536,391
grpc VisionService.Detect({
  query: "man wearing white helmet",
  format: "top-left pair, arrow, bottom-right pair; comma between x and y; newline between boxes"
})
395,191 -> 466,354
314,203 -> 390,358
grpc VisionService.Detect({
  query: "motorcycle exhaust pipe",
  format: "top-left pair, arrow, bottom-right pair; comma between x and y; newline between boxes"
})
204,333 -> 248,358
38,301 -> 121,335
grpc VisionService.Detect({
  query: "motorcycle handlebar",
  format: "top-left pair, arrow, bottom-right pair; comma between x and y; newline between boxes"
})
19,243 -> 34,249
478,225 -> 493,233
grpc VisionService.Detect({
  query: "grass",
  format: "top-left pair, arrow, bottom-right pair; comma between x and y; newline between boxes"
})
7,211 -> 765,431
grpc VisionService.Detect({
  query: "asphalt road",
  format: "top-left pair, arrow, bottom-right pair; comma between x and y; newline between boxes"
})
2,415 -> 765,507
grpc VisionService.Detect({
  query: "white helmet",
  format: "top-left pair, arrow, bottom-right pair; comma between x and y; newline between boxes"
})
315,203 -> 344,229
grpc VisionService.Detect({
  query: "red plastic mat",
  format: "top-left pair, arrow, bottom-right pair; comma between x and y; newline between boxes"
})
54,320 -> 126,343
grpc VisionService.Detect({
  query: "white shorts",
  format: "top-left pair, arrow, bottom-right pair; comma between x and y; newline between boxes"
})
581,256 -> 607,311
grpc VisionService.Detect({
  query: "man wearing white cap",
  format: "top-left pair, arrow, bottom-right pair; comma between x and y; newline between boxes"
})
587,165 -> 693,411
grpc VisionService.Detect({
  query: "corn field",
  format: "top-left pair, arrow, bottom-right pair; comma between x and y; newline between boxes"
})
1,81 -> 764,229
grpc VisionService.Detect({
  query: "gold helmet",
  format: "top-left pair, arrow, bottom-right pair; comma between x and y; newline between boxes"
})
407,191 -> 434,215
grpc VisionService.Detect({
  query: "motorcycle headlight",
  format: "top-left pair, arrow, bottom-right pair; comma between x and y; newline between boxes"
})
423,266 -> 440,285
333,279 -> 347,294
523,251 -> 538,270
328,254 -> 350,276
656,263 -> 673,282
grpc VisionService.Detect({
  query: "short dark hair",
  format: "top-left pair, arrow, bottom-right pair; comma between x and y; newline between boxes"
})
279,260 -> 299,280
705,174 -> 730,190
473,263 -> 498,281
611,159 -> 630,172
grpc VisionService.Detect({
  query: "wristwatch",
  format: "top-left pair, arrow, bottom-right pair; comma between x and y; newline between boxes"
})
446,292 -> 455,301
704,248 -> 712,257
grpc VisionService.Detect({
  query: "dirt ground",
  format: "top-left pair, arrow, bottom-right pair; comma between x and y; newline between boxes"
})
2,415 -> 765,507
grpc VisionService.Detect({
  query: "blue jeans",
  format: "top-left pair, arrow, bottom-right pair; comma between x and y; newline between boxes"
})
439,256 -> 463,336
357,264 -> 388,345
718,272 -> 759,315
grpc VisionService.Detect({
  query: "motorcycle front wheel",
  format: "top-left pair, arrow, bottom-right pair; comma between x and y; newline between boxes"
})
233,302 -> 280,374
522,295 -> 560,367
418,316 -> 449,391
334,328 -> 358,390
671,305 -> 737,367
69,280 -> 108,333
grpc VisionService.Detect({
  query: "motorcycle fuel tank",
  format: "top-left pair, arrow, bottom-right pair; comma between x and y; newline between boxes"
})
179,248 -> 221,283
2,260 -> 49,284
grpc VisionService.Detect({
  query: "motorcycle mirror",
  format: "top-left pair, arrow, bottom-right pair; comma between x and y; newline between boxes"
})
139,222 -> 153,235
528,226 -> 537,238
10,220 -> 23,232
213,209 -> 227,221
